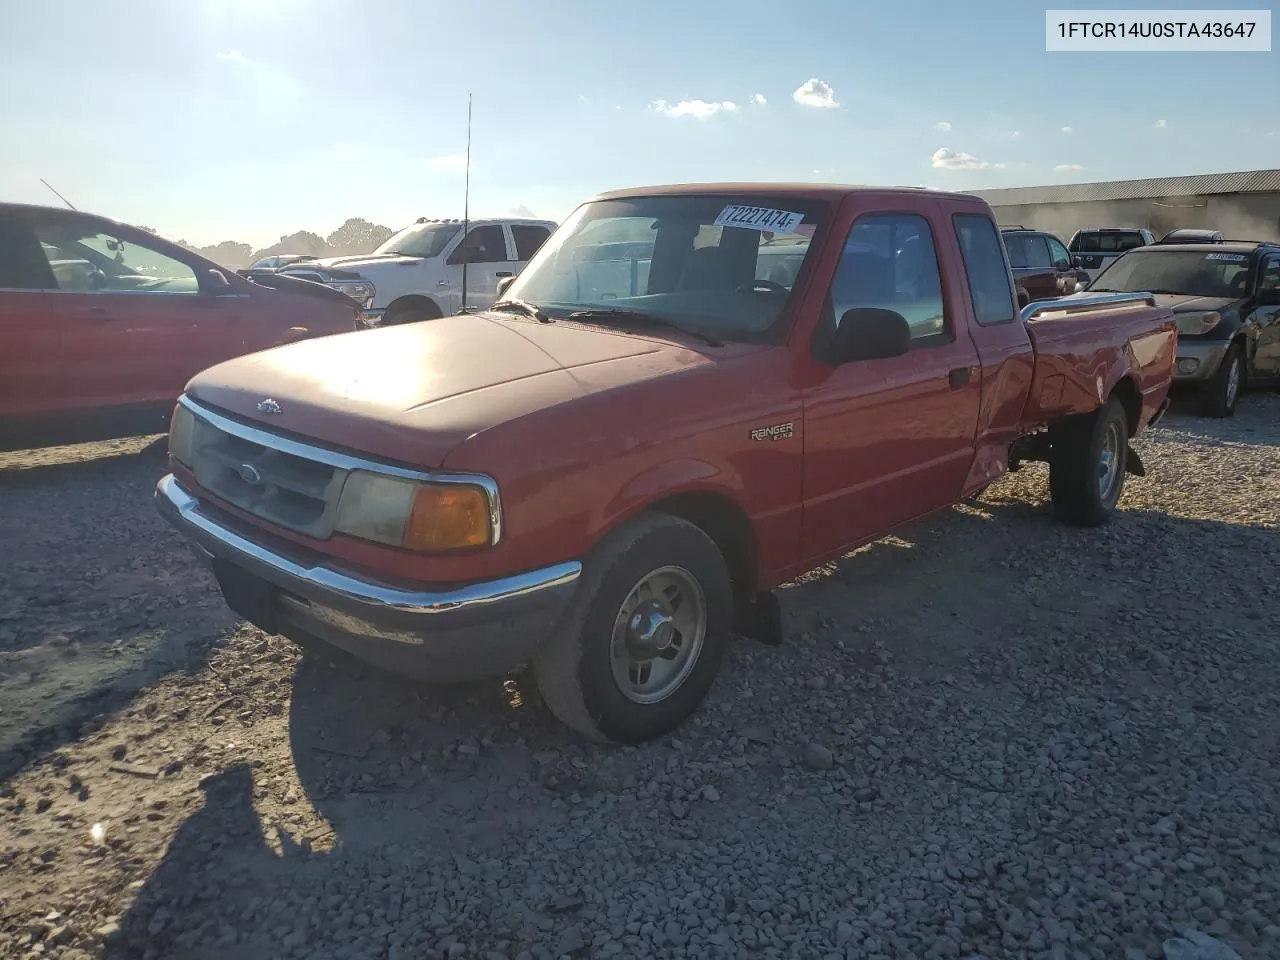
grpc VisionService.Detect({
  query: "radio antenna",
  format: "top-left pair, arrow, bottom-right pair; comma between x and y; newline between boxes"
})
39,178 -> 77,210
460,92 -> 472,313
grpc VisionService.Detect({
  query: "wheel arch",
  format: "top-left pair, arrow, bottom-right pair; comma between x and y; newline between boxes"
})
384,293 -> 443,322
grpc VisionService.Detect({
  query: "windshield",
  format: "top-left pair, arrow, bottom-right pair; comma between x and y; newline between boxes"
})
498,195 -> 827,342
1070,231 -> 1148,254
374,222 -> 461,258
1091,249 -> 1251,298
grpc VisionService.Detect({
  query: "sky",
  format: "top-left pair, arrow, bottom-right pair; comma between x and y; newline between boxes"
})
2,0 -> 1276,248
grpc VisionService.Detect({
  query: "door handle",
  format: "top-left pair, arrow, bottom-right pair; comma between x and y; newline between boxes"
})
437,280 -> 449,287
86,305 -> 111,323
495,271 -> 513,278
948,367 -> 972,389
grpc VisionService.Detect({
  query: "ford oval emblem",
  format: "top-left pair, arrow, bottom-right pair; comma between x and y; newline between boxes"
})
257,398 -> 282,415
237,463 -> 262,485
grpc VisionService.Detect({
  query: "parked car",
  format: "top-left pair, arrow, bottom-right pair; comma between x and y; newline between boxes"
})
279,216 -> 558,326
1067,227 -> 1156,282
1087,240 -> 1280,416
154,183 -> 1176,744
1157,228 -> 1225,245
0,202 -> 363,451
243,254 -> 317,279
999,226 -> 1090,304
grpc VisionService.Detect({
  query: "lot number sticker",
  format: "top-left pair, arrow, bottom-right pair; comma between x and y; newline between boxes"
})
1205,253 -> 1247,261
714,205 -> 806,234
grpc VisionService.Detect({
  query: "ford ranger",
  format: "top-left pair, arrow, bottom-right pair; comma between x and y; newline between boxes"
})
155,183 -> 1177,744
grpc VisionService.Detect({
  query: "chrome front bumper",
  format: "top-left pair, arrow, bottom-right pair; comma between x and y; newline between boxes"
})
1173,340 -> 1230,383
155,474 -> 582,682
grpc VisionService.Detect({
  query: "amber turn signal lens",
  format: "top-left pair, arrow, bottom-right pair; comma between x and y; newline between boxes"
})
403,484 -> 491,551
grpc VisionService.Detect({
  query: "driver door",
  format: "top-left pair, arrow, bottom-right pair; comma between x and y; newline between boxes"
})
444,224 -> 515,312
1251,254 -> 1280,378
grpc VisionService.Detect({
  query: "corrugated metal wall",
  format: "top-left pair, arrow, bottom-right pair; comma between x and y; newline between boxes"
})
989,193 -> 1280,243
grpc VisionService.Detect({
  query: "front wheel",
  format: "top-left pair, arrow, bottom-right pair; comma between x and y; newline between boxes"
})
1048,397 -> 1128,527
533,514 -> 733,744
1198,343 -> 1244,418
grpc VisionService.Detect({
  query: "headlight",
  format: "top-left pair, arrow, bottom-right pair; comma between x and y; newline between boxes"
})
333,470 -> 495,551
328,280 -> 375,306
1175,311 -> 1222,336
169,402 -> 196,466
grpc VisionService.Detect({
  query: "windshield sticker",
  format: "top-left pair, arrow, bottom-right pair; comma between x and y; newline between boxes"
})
1205,253 -> 1246,261
715,205 -> 806,234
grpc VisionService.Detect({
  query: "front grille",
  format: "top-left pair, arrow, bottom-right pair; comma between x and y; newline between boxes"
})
188,415 -> 348,538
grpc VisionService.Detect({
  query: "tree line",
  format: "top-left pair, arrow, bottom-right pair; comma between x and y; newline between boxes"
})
140,218 -> 396,269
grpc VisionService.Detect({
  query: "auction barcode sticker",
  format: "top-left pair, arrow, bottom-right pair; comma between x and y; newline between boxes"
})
714,205 -> 806,234
1205,253 -> 1248,261
1045,10 -> 1271,51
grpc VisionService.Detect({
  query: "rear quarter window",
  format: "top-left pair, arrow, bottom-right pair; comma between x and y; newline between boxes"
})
1071,231 -> 1148,254
954,214 -> 1016,326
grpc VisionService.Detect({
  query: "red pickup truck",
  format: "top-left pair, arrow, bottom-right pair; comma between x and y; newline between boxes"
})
155,184 -> 1176,744
0,203 -> 362,451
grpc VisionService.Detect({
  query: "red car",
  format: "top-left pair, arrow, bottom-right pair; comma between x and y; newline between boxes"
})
0,203 -> 361,451
155,183 -> 1176,743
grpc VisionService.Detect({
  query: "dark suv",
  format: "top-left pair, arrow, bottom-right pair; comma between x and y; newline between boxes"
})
999,226 -> 1090,305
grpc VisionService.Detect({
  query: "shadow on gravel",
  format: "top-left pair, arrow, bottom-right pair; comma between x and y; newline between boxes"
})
0,440 -> 234,783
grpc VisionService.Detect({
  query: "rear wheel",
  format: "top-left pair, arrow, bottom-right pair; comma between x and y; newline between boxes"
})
1198,343 -> 1244,418
382,298 -> 442,326
1048,397 -> 1128,527
533,514 -> 733,744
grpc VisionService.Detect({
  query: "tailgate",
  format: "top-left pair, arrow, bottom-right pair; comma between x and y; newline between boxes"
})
1020,293 -> 1176,427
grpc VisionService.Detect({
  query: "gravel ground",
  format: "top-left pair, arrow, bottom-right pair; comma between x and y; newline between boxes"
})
1,394 -> 1278,960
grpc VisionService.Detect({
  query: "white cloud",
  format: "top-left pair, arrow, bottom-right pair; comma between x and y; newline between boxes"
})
792,78 -> 839,109
216,49 -> 247,62
930,147 -> 1004,171
1008,131 -> 1021,139
1054,164 -> 1084,172
1155,118 -> 1167,129
577,94 -> 588,103
753,93 -> 767,105
425,153 -> 467,172
1061,125 -> 1074,134
509,204 -> 537,218
934,121 -> 951,132
651,98 -> 738,119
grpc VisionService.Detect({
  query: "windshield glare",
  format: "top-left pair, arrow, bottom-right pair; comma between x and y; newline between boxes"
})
499,195 -> 827,341
1093,250 -> 1251,298
374,223 -> 461,258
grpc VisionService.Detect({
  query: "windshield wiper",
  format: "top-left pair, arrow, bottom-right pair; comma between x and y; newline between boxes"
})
566,308 -> 723,346
489,298 -> 552,323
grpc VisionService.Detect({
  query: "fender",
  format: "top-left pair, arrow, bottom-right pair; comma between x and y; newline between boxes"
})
598,458 -> 749,540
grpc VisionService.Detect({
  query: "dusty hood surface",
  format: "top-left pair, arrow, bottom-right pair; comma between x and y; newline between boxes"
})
185,313 -> 713,467
290,253 -> 422,273
1150,293 -> 1238,313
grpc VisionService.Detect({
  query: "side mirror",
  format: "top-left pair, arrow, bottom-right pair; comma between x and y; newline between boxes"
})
496,275 -> 516,297
1054,258 -> 1071,271
1256,288 -> 1280,306
206,268 -> 233,293
830,308 -> 911,363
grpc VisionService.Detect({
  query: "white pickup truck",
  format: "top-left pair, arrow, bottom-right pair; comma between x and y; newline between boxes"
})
281,216 -> 557,326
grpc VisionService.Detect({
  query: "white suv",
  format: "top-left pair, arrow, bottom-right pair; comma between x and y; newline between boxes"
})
281,217 -> 557,326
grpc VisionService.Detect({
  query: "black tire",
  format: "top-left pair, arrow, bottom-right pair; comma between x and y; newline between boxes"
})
1198,343 -> 1244,418
383,298 -> 442,326
1048,397 -> 1128,527
532,514 -> 734,745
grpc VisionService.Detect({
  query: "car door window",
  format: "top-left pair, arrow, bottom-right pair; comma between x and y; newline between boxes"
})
1046,236 -> 1071,268
511,224 -> 552,261
447,225 -> 509,265
829,212 -> 948,344
33,221 -> 200,295
1258,256 -> 1280,292
953,213 -> 1017,326
1024,235 -> 1052,268
0,215 -> 58,290
1004,235 -> 1029,269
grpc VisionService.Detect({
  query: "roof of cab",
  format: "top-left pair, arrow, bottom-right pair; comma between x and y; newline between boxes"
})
1137,241 -> 1269,254
590,182 -> 985,204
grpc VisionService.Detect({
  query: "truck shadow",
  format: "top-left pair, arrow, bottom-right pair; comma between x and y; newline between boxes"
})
100,489 -> 1278,956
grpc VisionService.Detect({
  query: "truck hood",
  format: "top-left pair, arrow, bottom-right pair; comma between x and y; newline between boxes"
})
184,314 -> 718,467
300,253 -> 423,272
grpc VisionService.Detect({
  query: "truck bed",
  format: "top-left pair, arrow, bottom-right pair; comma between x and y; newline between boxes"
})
1018,292 -> 1177,432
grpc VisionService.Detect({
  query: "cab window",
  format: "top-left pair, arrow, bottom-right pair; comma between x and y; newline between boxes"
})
32,218 -> 199,294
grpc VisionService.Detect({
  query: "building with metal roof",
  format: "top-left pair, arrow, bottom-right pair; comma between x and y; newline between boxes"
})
969,168 -> 1280,243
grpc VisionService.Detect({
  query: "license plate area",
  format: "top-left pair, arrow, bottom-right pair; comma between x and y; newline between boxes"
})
212,559 -> 280,633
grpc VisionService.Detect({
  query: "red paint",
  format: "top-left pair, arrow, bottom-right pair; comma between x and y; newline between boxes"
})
175,185 -> 1176,591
